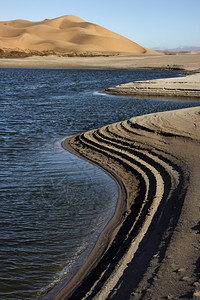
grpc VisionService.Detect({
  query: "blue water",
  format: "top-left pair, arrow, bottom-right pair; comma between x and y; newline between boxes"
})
0,68 -> 199,299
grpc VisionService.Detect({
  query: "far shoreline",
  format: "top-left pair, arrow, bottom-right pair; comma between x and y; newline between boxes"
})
0,52 -> 200,73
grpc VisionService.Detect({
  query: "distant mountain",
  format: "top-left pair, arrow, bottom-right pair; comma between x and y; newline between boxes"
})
0,15 -> 159,56
153,46 -> 200,52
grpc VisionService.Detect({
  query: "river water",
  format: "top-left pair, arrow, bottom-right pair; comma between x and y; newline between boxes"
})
0,68 -> 199,299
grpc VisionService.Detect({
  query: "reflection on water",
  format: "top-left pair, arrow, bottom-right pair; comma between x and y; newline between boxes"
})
0,68 -> 199,299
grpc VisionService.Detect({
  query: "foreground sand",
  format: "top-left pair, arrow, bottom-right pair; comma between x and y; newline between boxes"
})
58,106 -> 200,299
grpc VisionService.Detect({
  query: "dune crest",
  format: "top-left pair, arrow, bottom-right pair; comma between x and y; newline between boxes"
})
0,15 -> 158,55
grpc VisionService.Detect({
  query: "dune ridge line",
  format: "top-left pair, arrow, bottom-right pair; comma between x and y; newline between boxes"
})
0,15 -> 158,56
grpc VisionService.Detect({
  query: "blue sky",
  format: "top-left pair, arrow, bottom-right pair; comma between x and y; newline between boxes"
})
0,0 -> 199,49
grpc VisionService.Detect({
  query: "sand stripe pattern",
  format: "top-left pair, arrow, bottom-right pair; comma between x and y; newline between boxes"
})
58,107 -> 199,299
104,73 -> 200,99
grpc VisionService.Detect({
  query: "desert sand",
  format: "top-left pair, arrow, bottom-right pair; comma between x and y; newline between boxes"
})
0,15 -> 157,55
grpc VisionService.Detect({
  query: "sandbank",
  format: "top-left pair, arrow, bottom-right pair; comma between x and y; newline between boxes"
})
55,106 -> 200,299
104,72 -> 200,99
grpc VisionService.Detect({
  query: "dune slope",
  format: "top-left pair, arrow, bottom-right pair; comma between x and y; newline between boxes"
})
0,15 -> 157,55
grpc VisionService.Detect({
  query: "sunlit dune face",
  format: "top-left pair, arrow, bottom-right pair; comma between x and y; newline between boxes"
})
0,15 -> 158,55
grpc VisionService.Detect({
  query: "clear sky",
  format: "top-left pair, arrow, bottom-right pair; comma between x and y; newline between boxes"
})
0,0 -> 199,50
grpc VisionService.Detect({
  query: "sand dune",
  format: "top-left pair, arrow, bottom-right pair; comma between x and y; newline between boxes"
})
0,15 -> 158,55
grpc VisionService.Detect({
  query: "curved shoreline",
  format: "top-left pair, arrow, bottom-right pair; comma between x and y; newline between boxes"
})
59,137 -> 129,298
45,105 -> 200,299
41,135 -> 129,299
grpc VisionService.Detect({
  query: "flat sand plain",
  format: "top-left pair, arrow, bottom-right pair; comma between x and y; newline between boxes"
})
42,55 -> 200,299
0,52 -> 200,71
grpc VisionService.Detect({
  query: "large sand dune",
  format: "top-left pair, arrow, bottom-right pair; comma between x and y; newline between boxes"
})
0,15 -> 157,55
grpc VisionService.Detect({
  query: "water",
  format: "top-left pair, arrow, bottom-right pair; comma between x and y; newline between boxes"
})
0,68 -> 199,299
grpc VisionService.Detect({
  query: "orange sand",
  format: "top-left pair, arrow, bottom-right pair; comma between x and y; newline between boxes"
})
0,15 -> 158,55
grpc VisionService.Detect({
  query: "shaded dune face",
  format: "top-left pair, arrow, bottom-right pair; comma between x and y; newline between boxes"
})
0,15 -> 157,54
